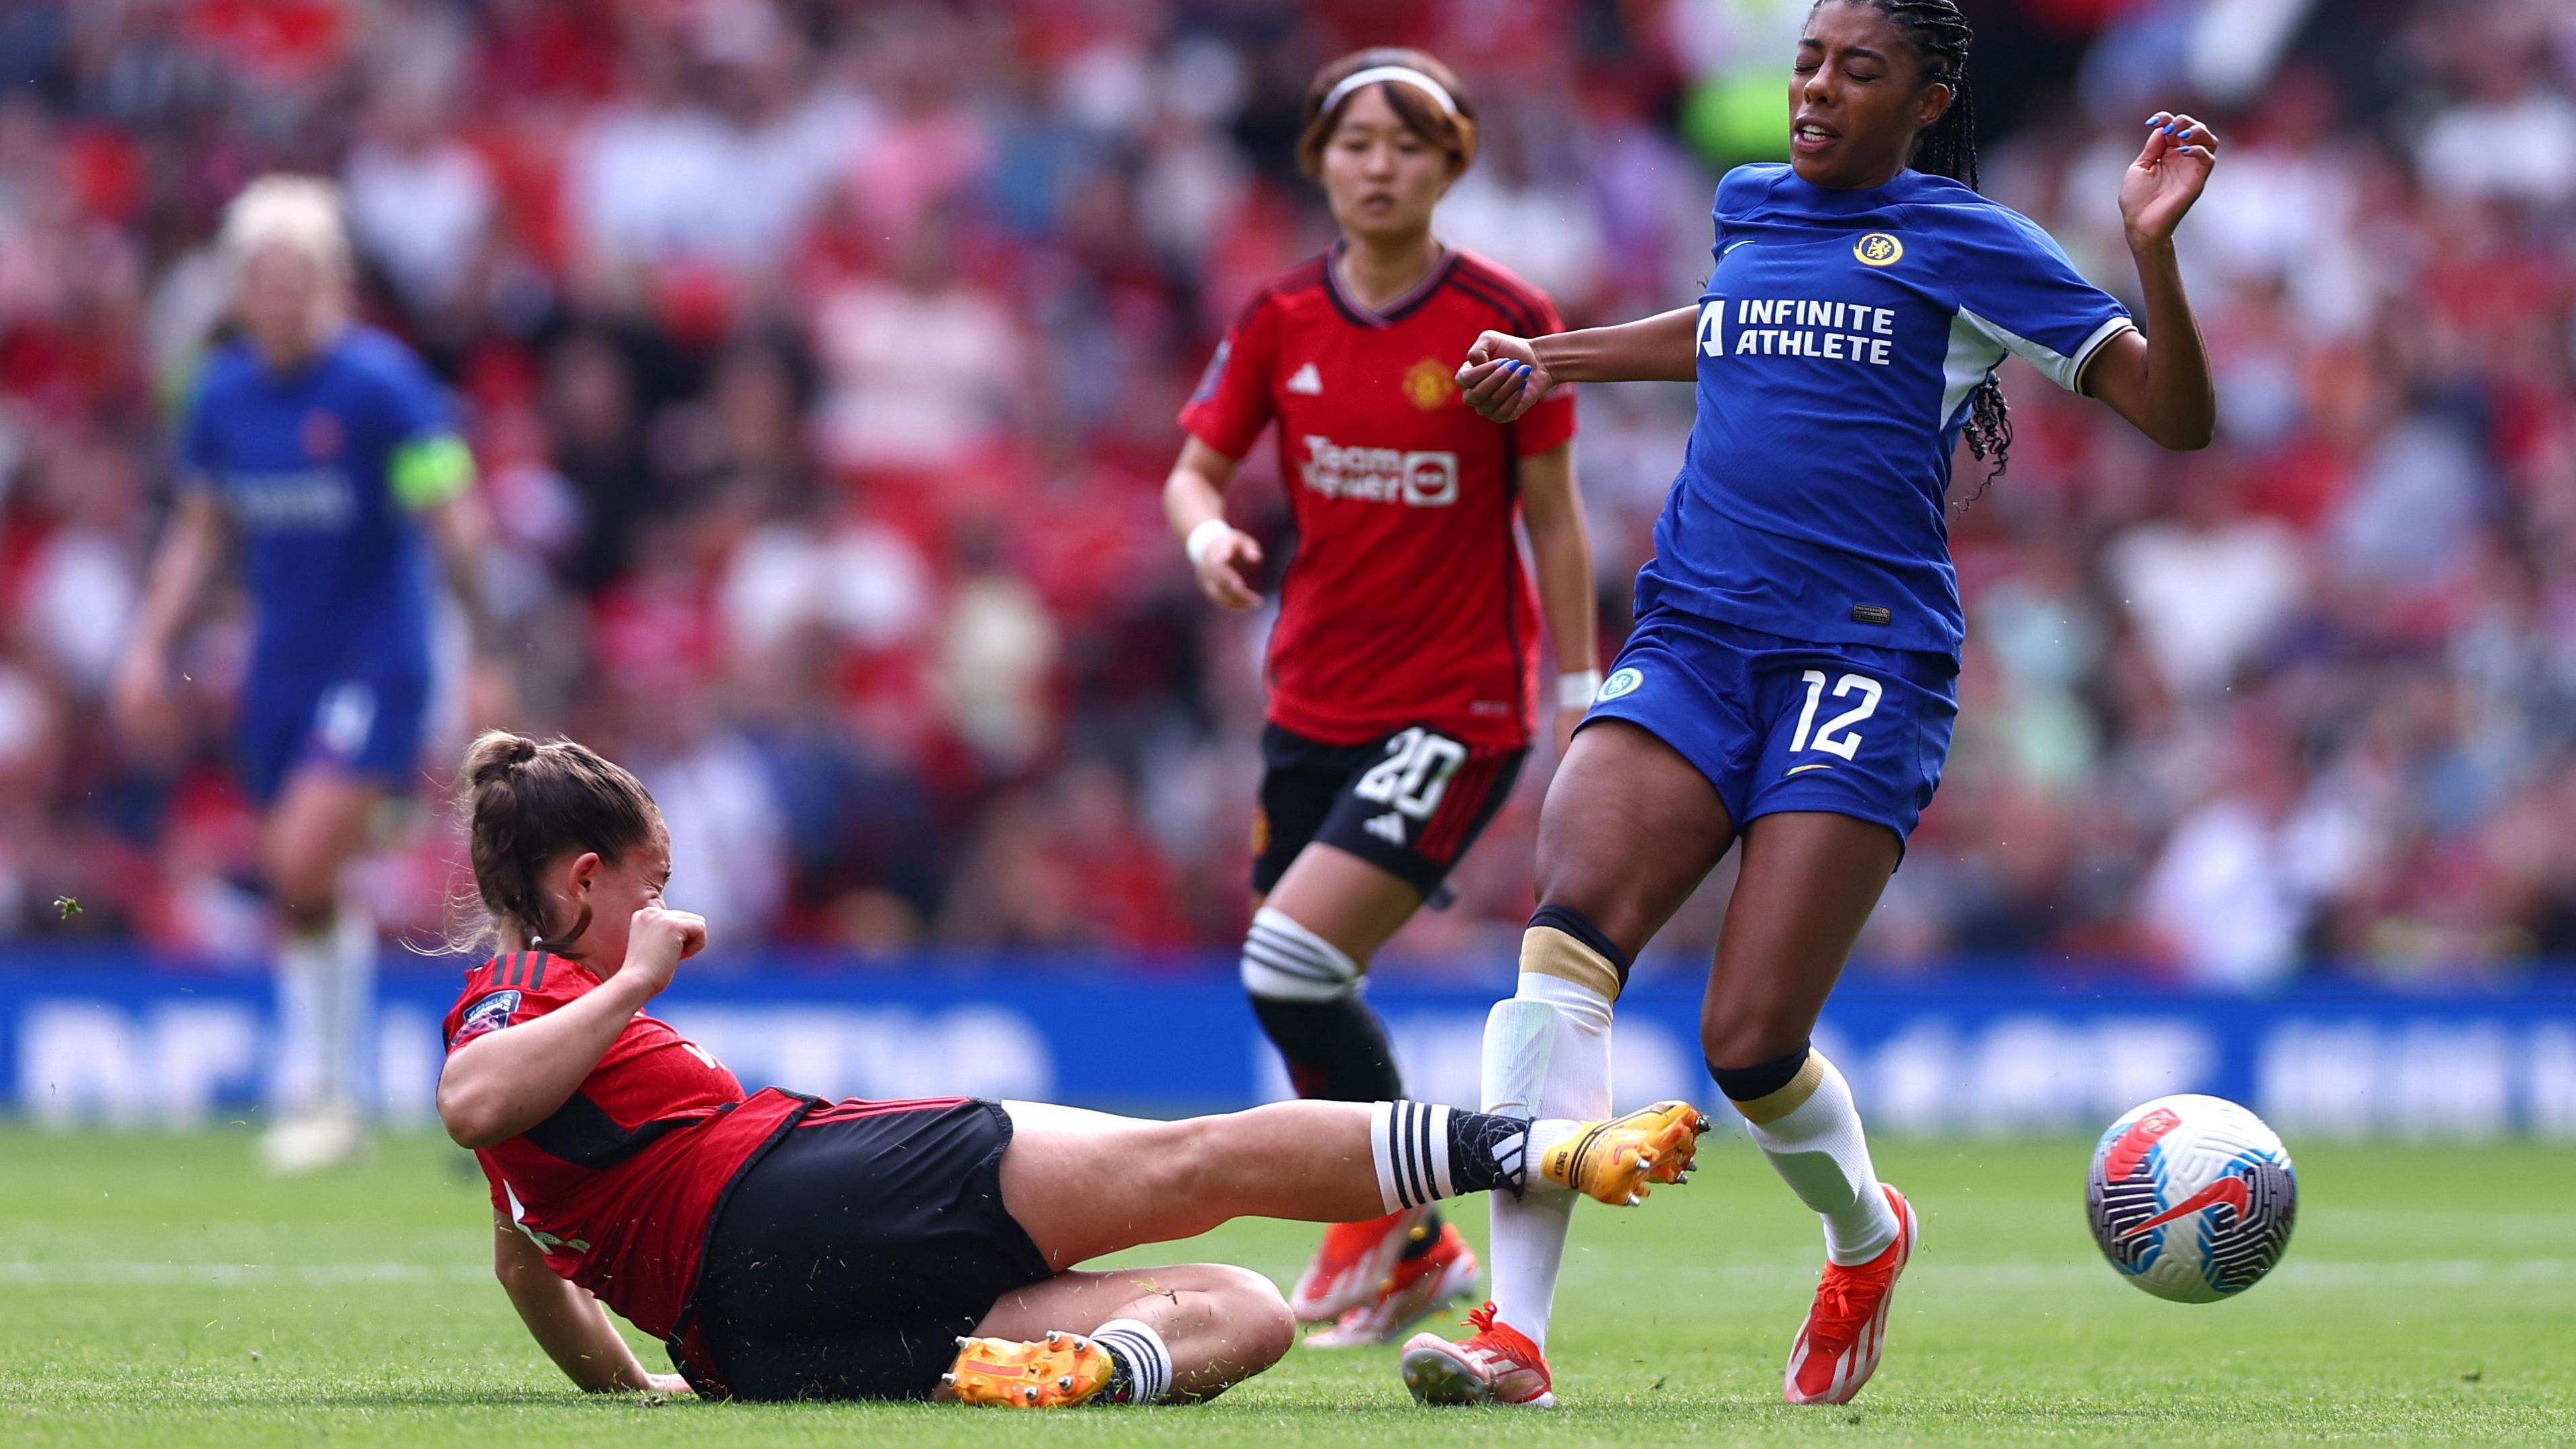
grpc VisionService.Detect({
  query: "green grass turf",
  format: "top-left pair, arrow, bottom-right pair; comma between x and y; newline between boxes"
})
0,1128 -> 2567,1446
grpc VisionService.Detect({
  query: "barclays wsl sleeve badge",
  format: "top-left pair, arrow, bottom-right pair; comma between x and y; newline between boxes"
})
450,989 -> 522,1047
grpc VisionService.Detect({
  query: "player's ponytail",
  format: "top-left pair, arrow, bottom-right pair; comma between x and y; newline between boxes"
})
449,730 -> 659,959
1835,0 -> 2013,504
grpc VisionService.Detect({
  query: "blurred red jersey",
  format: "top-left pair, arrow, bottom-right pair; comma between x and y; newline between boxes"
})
1179,246 -> 1577,749
442,951 -> 807,1340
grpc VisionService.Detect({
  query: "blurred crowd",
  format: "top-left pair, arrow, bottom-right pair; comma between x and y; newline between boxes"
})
1,0 -> 2573,988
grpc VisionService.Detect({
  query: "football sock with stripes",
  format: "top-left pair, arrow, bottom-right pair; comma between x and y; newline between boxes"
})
1089,1318 -> 1173,1404
1716,1045 -> 1898,1266
1481,908 -> 1622,1348
1243,907 -> 1444,1255
1369,1101 -> 1574,1214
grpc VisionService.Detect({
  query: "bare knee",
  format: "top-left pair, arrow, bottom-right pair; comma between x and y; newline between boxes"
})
261,812 -> 354,927
1203,1264 -> 1294,1371
1165,1264 -> 1293,1399
1699,993 -> 1809,1071
265,858 -> 339,930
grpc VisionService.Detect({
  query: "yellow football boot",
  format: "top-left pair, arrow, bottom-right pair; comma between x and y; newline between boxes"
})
941,1330 -> 1116,1407
1538,1099 -> 1711,1205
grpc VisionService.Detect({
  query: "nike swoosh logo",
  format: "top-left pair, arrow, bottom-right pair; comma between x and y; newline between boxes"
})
1724,239 -> 1758,256
2119,1175 -> 2249,1238
1784,762 -> 1833,776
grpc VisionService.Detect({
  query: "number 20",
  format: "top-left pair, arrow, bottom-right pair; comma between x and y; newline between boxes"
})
1354,727 -> 1468,819
1789,670 -> 1881,759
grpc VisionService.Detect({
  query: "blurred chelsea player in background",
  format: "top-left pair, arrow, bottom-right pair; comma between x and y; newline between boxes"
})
112,176 -> 503,1173
1401,0 -> 2220,1411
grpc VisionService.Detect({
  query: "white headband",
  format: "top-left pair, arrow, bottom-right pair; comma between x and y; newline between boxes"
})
1321,64 -> 1459,121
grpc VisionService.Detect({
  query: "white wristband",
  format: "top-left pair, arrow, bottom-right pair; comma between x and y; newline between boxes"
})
1558,670 -> 1603,709
1185,518 -> 1232,571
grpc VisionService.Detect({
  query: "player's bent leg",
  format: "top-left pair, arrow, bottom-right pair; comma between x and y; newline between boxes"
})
258,769 -> 384,1173
951,1263 -> 1295,1405
1704,811 -> 1911,1404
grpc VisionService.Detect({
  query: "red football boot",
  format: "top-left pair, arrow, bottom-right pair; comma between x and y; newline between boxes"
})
1306,1222 -> 1481,1347
1783,1185 -> 1917,1405
1398,1301 -> 1554,1407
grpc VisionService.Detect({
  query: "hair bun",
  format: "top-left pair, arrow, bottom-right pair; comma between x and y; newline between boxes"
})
464,729 -> 541,786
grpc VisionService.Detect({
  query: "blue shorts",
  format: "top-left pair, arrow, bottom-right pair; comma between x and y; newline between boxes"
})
235,672 -> 431,806
1582,608 -> 1958,847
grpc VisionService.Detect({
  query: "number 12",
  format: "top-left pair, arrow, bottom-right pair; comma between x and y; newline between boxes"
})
1789,670 -> 1882,760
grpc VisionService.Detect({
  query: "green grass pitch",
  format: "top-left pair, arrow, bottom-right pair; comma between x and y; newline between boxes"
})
0,1127 -> 2568,1446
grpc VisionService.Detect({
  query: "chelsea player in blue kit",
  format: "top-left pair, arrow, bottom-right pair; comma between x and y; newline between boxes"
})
1399,0 -> 2220,1409
113,177 -> 501,1173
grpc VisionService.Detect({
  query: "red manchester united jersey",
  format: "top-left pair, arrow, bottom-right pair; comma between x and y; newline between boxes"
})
1179,246 -> 1577,749
441,951 -> 808,1340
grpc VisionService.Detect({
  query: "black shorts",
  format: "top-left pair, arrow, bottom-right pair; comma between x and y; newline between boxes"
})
678,1098 -> 1053,1401
1252,722 -> 1525,904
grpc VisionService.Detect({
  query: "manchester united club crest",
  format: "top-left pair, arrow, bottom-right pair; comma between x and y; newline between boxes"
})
1403,356 -> 1454,411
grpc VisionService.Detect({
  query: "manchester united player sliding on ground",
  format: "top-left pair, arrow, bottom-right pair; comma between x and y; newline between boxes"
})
436,731 -> 1707,1407
1164,48 -> 1598,1348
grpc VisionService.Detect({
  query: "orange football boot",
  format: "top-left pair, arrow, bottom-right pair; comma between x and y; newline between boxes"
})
942,1330 -> 1116,1407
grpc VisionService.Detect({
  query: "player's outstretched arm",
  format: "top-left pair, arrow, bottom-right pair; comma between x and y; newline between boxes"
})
2086,111 -> 2220,451
493,1222 -> 691,1396
437,907 -> 704,1148
1454,307 -> 1701,424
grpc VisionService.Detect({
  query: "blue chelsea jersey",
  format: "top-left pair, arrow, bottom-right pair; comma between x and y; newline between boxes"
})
1640,164 -> 2134,659
180,325 -> 451,682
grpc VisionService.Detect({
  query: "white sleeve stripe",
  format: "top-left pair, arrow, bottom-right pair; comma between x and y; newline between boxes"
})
1957,307 -> 2133,394
2069,315 -> 2137,394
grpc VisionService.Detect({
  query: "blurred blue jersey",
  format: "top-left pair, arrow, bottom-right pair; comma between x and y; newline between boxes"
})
180,324 -> 451,684
1642,164 -> 2133,659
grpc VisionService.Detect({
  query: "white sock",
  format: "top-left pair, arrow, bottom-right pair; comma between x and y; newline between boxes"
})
1090,1317 -> 1173,1403
1739,1053 -> 1898,1266
1481,971 -> 1612,1350
1368,1100 -> 1459,1212
271,924 -> 336,1116
328,902 -> 376,1113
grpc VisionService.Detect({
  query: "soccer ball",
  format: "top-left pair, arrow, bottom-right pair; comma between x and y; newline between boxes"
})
2087,1093 -> 2297,1303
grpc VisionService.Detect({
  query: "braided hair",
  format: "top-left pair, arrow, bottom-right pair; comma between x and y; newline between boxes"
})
1821,0 -> 2013,504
